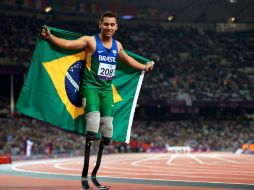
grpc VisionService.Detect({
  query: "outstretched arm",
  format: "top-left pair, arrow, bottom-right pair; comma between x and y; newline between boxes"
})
40,25 -> 89,50
117,41 -> 154,72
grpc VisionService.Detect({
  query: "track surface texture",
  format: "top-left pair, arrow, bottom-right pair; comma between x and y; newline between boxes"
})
0,152 -> 254,190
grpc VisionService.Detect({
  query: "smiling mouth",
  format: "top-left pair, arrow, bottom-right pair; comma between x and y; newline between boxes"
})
105,31 -> 113,35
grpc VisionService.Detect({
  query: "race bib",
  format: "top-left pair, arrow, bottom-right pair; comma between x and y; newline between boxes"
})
97,62 -> 116,80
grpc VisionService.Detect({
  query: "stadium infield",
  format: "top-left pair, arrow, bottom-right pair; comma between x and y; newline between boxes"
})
0,152 -> 254,190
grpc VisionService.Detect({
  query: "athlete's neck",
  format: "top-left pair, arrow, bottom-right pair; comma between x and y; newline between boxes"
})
99,33 -> 112,48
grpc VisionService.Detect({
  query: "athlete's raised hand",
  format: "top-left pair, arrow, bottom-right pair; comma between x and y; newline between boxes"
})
145,61 -> 154,72
40,25 -> 51,39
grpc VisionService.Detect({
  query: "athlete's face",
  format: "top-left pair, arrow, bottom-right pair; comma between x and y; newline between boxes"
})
99,17 -> 118,37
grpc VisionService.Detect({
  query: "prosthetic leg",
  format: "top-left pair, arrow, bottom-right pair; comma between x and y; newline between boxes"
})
91,137 -> 111,190
81,133 -> 111,190
81,131 -> 96,190
81,113 -> 112,190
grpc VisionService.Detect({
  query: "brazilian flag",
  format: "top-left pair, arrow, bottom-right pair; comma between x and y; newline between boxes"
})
16,27 -> 150,143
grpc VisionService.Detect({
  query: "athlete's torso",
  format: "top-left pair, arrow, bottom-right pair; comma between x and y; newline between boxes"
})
82,34 -> 119,90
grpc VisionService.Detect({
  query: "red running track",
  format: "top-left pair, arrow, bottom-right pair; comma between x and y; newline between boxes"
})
0,152 -> 254,190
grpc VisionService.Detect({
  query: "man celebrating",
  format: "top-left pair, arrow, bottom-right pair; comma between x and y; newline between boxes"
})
41,11 -> 154,190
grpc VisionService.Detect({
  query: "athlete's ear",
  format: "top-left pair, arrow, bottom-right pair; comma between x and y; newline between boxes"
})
115,24 -> 118,31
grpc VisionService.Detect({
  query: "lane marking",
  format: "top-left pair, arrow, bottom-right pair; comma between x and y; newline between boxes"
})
11,162 -> 254,184
131,154 -> 167,166
98,170 -> 254,180
99,175 -> 254,186
100,165 -> 254,176
11,157 -> 254,178
202,154 -> 240,164
188,154 -> 204,164
54,157 -> 133,171
9,163 -> 254,187
166,154 -> 178,165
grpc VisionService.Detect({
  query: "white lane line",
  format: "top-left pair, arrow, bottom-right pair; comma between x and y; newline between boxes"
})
166,154 -> 178,165
202,155 -> 240,164
9,162 -> 254,187
11,161 -> 80,176
98,170 -> 254,180
12,162 -> 254,181
100,165 -> 254,176
12,157 -> 133,174
10,155 -> 254,185
98,175 -> 254,186
188,154 -> 204,164
54,157 -> 133,171
54,162 -> 81,171
120,161 -> 254,173
131,154 -> 167,166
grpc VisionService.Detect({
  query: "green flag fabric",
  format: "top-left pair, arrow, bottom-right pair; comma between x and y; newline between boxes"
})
16,27 -> 150,143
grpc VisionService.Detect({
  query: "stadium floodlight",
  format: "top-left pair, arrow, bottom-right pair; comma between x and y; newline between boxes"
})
120,15 -> 135,20
228,17 -> 236,23
168,16 -> 174,22
229,0 -> 237,3
44,6 -> 52,13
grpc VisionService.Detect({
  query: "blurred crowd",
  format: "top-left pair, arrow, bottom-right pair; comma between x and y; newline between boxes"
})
132,118 -> 254,152
0,12 -> 254,158
0,13 -> 253,101
0,117 -> 87,158
0,116 -> 253,158
139,27 -> 254,101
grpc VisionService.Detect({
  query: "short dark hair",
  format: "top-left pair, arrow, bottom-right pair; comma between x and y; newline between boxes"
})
100,11 -> 118,23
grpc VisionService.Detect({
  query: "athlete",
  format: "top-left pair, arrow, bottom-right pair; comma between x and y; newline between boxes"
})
41,11 -> 154,190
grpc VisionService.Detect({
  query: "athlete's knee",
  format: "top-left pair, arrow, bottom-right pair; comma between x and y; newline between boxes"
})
100,117 -> 113,138
101,136 -> 111,147
86,112 -> 100,133
86,131 -> 96,142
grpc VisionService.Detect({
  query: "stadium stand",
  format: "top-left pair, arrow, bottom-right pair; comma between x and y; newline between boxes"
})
0,2 -> 254,159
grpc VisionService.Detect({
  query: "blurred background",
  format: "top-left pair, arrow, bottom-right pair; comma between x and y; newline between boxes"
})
0,0 -> 254,160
